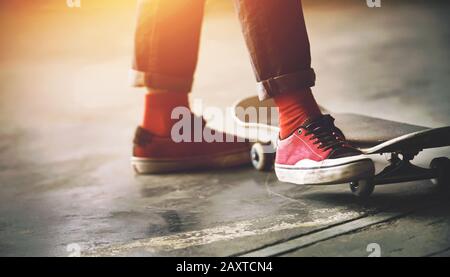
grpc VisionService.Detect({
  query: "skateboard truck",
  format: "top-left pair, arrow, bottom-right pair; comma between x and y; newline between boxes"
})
373,150 -> 433,185
350,150 -> 450,198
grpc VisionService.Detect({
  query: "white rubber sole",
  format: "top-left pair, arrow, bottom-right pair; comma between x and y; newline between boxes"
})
275,158 -> 375,185
132,151 -> 250,174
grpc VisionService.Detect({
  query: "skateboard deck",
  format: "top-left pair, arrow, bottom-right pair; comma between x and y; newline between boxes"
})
233,96 -> 450,198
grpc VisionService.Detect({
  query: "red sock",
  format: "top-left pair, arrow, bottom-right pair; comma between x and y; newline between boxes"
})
142,90 -> 190,137
273,88 -> 322,139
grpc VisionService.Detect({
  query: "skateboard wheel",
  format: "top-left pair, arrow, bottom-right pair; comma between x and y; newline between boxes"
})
250,142 -> 275,171
430,157 -> 450,188
350,179 -> 374,198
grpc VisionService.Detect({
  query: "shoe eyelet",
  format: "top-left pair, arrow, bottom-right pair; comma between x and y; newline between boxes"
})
297,129 -> 302,135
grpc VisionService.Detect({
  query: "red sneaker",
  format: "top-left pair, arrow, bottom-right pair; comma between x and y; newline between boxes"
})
132,120 -> 250,174
275,115 -> 374,185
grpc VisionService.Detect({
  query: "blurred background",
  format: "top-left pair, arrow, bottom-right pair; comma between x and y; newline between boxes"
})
0,0 -> 449,256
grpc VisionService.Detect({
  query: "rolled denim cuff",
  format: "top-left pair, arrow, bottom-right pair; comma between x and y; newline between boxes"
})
256,68 -> 316,100
130,69 -> 194,93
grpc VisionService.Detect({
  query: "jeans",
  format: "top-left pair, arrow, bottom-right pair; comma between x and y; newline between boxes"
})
132,0 -> 315,100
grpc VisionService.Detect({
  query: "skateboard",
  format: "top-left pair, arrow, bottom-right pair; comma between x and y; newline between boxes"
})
232,96 -> 450,198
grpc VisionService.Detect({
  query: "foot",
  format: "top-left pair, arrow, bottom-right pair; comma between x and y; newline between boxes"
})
275,115 -> 374,185
132,117 -> 251,174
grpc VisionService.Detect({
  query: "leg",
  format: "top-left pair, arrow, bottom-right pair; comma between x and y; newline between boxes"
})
131,0 -> 250,173
235,0 -> 374,185
132,0 -> 204,137
234,0 -> 315,99
234,0 -> 321,139
132,0 -> 205,92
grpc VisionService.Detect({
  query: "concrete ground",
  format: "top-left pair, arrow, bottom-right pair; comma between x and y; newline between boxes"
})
0,0 -> 449,257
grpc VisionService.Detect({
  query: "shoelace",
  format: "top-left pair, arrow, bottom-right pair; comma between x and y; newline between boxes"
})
300,115 -> 345,151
